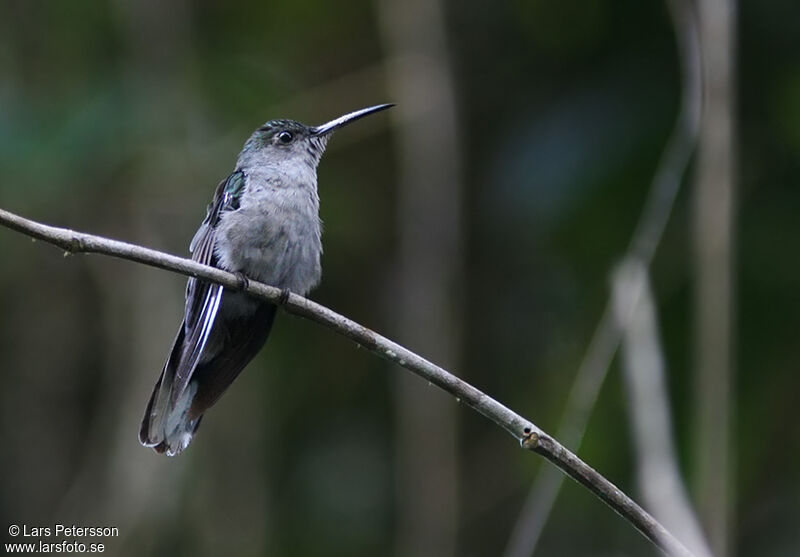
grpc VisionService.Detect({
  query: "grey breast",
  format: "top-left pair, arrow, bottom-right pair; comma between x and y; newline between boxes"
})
215,177 -> 322,295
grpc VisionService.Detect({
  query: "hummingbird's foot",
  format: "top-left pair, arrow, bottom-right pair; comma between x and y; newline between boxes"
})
278,288 -> 292,306
234,271 -> 250,291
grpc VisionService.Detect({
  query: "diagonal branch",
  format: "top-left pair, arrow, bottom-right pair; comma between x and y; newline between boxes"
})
0,206 -> 693,557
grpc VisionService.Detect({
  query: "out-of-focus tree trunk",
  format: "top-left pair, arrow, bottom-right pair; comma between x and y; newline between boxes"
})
59,3 -> 274,554
377,0 -> 464,555
614,260 -> 712,557
694,0 -> 737,555
54,1 -> 200,547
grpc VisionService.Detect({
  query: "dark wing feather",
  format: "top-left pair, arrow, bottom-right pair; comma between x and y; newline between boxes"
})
170,170 -> 245,405
189,300 -> 277,415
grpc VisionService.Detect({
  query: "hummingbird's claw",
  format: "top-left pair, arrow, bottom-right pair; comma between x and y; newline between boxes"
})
234,271 -> 250,291
278,288 -> 291,306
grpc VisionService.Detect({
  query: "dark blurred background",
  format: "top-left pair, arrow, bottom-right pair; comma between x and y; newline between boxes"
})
0,0 -> 798,555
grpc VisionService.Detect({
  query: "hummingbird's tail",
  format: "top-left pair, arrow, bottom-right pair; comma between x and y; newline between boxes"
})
139,356 -> 204,457
140,298 -> 277,456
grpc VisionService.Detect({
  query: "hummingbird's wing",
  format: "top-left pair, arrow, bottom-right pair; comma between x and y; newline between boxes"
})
170,170 -> 246,405
174,167 -> 279,417
140,170 -> 252,453
188,300 -> 276,413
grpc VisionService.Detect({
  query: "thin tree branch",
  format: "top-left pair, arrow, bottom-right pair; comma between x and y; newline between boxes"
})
504,1 -> 701,555
0,206 -> 693,557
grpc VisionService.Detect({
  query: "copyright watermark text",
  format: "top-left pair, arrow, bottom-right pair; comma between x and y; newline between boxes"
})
5,523 -> 118,553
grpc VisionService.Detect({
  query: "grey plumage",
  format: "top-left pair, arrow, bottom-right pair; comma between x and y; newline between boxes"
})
139,104 -> 393,456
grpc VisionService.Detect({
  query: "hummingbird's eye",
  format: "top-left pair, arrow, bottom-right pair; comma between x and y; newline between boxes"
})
277,131 -> 293,144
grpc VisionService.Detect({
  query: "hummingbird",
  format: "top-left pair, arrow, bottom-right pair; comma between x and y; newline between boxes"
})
139,104 -> 393,456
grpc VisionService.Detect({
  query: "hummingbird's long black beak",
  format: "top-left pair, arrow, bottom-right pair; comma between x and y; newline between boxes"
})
311,104 -> 394,136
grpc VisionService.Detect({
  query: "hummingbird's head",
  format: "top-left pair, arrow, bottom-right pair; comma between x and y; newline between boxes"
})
238,104 -> 393,171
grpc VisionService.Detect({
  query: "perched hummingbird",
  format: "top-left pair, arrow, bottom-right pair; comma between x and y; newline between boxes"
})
139,104 -> 393,456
